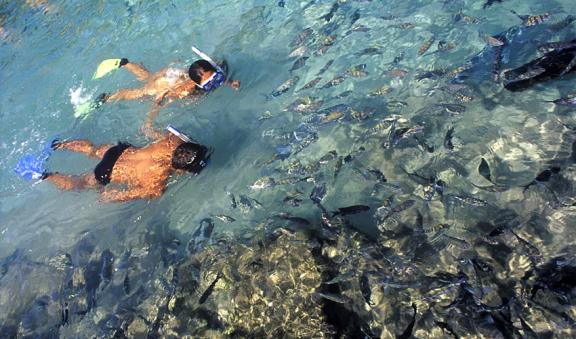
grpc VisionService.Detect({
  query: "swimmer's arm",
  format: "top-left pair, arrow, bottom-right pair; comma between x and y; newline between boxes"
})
142,103 -> 165,141
100,186 -> 162,202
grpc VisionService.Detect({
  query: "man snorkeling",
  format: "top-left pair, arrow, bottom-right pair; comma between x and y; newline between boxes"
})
15,123 -> 211,202
75,46 -> 240,117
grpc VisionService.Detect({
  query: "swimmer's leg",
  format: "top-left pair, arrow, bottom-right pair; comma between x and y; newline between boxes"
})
107,88 -> 147,101
124,62 -> 151,81
57,140 -> 112,159
45,173 -> 99,190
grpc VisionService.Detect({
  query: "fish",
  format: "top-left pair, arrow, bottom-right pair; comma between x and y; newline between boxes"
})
442,128 -> 454,151
346,66 -> 369,78
453,92 -> 473,103
385,69 -> 409,78
359,274 -> 374,306
345,63 -> 366,74
483,0 -> 503,9
276,213 -> 311,225
317,59 -> 334,76
538,40 -> 576,54
271,76 -> 299,97
393,125 -> 425,145
547,15 -> 576,32
479,158 -> 492,182
188,218 -> 214,254
285,96 -> 323,114
415,136 -> 435,153
288,46 -> 307,58
418,36 -> 435,56
548,93 -> 576,105
310,183 -> 327,204
250,176 -> 276,190
321,75 -> 346,89
344,24 -> 370,36
447,64 -> 473,78
320,1 -> 339,22
356,47 -> 382,56
396,304 -> 417,339
213,214 -> 236,223
313,292 -> 348,304
388,23 -> 416,29
290,57 -> 309,72
415,69 -> 448,81
380,15 -> 398,20
298,77 -> 321,91
332,205 -> 370,216
447,194 -> 488,207
350,9 -> 360,25
100,249 -> 114,286
278,0 -> 285,7
333,156 -> 343,180
283,196 -> 303,207
523,167 -> 561,191
226,191 -> 237,209
482,34 -> 504,47
437,40 -> 456,51
321,111 -> 344,124
455,11 -> 481,24
367,85 -> 391,97
238,194 -> 254,211
318,150 -> 338,164
511,11 -> 551,27
291,27 -> 313,47
199,273 -> 221,304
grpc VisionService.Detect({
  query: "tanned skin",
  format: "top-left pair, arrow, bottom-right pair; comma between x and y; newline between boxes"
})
45,124 -> 187,203
107,62 -> 240,105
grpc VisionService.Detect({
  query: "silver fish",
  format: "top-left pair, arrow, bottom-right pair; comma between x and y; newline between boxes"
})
290,57 -> 309,72
213,214 -> 236,223
298,77 -> 322,91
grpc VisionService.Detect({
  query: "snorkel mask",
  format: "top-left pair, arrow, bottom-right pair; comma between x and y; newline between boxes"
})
191,45 -> 226,92
167,125 -> 213,175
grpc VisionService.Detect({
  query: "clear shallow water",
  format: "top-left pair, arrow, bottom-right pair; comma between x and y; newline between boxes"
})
1,0 -> 576,337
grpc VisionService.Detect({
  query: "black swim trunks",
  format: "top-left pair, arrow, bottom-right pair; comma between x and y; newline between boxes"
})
94,142 -> 131,185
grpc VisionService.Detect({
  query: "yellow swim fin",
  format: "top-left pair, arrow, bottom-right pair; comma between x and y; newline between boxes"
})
93,58 -> 125,79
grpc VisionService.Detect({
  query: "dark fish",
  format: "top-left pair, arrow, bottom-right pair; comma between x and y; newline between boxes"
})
332,205 -> 370,216
61,302 -> 69,326
388,23 -> 416,29
333,156 -> 343,180
277,214 -> 311,225
100,249 -> 114,286
199,273 -> 221,304
313,292 -> 347,303
226,191 -> 237,209
317,59 -> 334,75
356,47 -> 382,56
359,273 -> 373,306
547,15 -> 576,32
396,304 -> 417,339
479,158 -> 491,182
291,27 -> 313,47
123,273 -> 130,295
283,196 -> 303,207
418,36 -> 435,56
278,0 -> 285,7
483,0 -> 502,9
443,126 -> 454,150
523,167 -> 561,191
538,40 -> 576,53
310,183 -> 327,204
320,1 -> 339,22
437,40 -> 456,51
271,76 -> 300,97
415,136 -> 435,153
435,321 -> 458,339
299,77 -> 321,91
188,218 -> 214,254
393,125 -> 424,145
350,9 -> 360,25
322,75 -> 346,89
415,69 -> 447,81
290,57 -> 309,72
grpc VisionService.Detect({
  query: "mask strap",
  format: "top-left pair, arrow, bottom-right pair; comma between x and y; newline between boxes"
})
191,45 -> 224,74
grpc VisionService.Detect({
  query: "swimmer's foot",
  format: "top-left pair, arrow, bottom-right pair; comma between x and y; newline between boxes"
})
73,93 -> 109,119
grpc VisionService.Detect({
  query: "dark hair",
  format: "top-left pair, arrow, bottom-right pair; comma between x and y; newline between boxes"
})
172,142 -> 208,173
188,60 -> 217,84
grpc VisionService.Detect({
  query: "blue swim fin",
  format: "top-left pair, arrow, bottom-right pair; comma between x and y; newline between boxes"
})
14,137 -> 59,181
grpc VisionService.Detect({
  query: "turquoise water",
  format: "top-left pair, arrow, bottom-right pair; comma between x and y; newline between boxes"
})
1,0 -> 576,337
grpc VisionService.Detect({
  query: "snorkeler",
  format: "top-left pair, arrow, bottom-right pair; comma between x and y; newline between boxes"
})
75,46 -> 240,117
14,124 -> 211,202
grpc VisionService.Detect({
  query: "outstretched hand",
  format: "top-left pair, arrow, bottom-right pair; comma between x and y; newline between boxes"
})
229,79 -> 241,90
